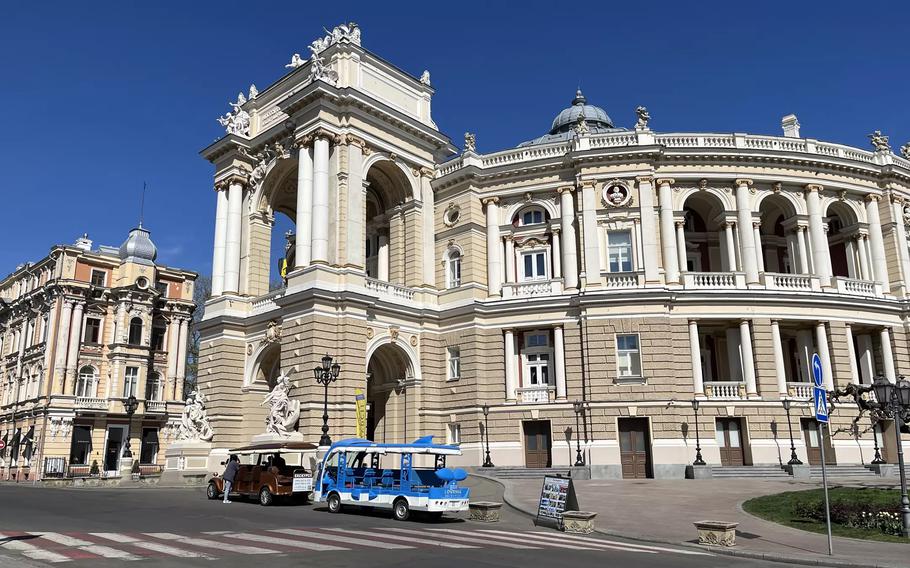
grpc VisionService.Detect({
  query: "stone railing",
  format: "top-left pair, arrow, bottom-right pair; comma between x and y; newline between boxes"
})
761,272 -> 820,292
250,288 -> 285,315
589,133 -> 638,148
516,385 -> 554,404
145,400 -> 167,413
365,278 -> 416,301
502,279 -> 562,298
480,143 -> 572,169
682,272 -> 744,289
786,382 -> 814,400
75,397 -> 110,411
601,271 -> 643,289
705,382 -> 746,400
833,276 -> 879,297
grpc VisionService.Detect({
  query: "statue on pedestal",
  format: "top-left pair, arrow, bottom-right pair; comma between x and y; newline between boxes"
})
177,390 -> 214,442
262,372 -> 300,437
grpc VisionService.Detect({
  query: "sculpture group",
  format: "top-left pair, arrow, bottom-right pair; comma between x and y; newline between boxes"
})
177,390 -> 213,442
216,92 -> 251,137
262,372 -> 301,437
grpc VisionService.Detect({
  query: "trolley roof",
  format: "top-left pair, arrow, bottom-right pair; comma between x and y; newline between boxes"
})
326,436 -> 462,455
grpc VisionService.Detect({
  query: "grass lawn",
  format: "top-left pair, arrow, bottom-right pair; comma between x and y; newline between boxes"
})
743,487 -> 908,544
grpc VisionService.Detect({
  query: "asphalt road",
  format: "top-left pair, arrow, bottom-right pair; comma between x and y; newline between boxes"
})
0,480 -> 784,568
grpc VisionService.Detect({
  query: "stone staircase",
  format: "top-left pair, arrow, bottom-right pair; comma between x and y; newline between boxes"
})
711,465 -> 791,478
809,465 -> 878,478
481,467 -> 574,479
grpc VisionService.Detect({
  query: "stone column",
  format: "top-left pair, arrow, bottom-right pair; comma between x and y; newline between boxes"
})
735,179 -> 759,282
636,177 -> 660,282
675,220 -> 687,272
311,135 -> 331,263
64,302 -> 85,392
770,320 -> 787,396
857,334 -> 874,384
377,234 -> 389,282
210,185 -> 229,296
892,198 -> 910,288
504,329 -> 516,401
175,318 -> 189,400
419,168 -> 436,286
295,141 -> 314,268
166,317 -> 180,400
484,198 -> 502,296
223,179 -> 244,293
724,223 -> 737,271
345,138 -> 366,269
815,322 -> 834,390
805,184 -> 832,287
796,226 -> 810,274
689,320 -> 704,396
753,222 -> 765,273
740,320 -> 758,396
856,235 -> 871,281
504,236 -> 515,284
52,299 -> 73,394
865,195 -> 890,289
558,188 -> 579,289
580,182 -> 602,286
551,230 -> 562,279
657,178 -> 680,283
845,324 -> 860,385
554,326 -> 567,401
881,327 -> 896,382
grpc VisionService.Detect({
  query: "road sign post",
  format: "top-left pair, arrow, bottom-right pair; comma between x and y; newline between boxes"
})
812,353 -> 833,556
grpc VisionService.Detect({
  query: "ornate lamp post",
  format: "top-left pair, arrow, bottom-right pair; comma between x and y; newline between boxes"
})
691,399 -> 705,466
871,420 -> 886,465
782,398 -> 802,466
870,375 -> 910,537
122,395 -> 139,459
313,354 -> 341,447
573,400 -> 586,466
481,404 -> 494,467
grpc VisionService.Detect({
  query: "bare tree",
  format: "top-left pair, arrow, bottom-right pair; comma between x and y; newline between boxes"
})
183,274 -> 211,398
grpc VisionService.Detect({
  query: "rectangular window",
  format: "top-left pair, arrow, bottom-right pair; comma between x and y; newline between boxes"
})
124,367 -> 139,398
69,425 -> 92,465
447,347 -> 461,381
151,327 -> 166,351
521,251 -> 548,281
446,423 -> 461,445
616,334 -> 642,377
155,282 -> 168,297
526,333 -> 548,348
607,230 -> 633,272
83,317 -> 102,344
90,270 -> 106,287
139,428 -> 159,464
526,353 -> 550,385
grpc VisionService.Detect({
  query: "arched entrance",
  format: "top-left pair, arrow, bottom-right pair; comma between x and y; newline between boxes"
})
365,341 -> 418,443
363,159 -> 413,284
247,342 -> 282,391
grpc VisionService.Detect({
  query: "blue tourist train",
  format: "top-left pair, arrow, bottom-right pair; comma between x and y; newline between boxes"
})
314,437 -> 470,521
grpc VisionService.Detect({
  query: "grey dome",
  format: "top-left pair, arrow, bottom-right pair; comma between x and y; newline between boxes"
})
119,225 -> 158,266
549,89 -> 614,134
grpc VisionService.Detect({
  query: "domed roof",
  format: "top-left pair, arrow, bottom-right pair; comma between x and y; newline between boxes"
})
549,89 -> 614,134
119,225 -> 158,266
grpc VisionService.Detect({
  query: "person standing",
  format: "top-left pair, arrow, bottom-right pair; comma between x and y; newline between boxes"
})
221,455 -> 239,504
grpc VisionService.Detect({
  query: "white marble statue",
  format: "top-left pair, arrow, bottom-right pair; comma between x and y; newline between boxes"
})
574,115 -> 589,136
869,130 -> 890,152
177,390 -> 214,442
308,22 -> 361,55
262,372 -> 301,437
285,53 -> 305,68
248,84 -> 258,99
900,142 -> 910,160
307,48 -> 339,85
464,132 -> 476,153
635,106 -> 651,130
216,92 -> 251,136
420,70 -> 431,86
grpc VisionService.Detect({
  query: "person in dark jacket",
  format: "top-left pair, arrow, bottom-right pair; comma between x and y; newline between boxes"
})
222,455 -> 239,503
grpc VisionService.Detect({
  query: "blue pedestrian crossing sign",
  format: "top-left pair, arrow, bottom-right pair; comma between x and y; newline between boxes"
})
814,387 -> 829,423
812,353 -> 824,387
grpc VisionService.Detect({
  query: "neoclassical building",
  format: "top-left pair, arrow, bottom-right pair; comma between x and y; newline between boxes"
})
0,228 -> 196,480
198,23 -> 910,477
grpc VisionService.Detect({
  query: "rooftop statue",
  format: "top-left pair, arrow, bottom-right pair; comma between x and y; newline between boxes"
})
420,70 -> 431,86
177,390 -> 214,442
869,130 -> 891,152
464,132 -> 476,153
901,142 -> 910,160
248,84 -> 258,100
308,22 -> 361,55
307,48 -> 339,86
262,372 -> 301,437
285,53 -> 305,69
573,115 -> 589,136
635,106 -> 651,130
216,92 -> 250,136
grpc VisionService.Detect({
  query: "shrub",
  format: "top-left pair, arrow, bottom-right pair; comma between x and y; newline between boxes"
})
89,460 -> 100,476
794,494 -> 902,536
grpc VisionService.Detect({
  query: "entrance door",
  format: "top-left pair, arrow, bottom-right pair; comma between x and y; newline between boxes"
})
103,426 -> 126,473
715,418 -> 745,466
523,421 -> 552,468
802,418 -> 835,465
618,418 -> 651,479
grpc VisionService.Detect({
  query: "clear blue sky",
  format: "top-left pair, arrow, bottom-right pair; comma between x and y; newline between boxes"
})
2,1 -> 908,279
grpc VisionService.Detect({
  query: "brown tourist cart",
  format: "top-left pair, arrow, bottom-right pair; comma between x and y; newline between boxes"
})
206,441 -> 317,506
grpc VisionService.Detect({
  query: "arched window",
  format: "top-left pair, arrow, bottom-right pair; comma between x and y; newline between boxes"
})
128,317 -> 143,345
446,249 -> 462,289
75,366 -> 98,398
515,207 -> 547,227
145,372 -> 162,401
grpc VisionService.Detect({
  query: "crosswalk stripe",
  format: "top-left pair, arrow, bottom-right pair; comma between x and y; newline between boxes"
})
476,529 -> 656,554
270,528 -> 414,550
380,527 -> 541,549
27,532 -> 141,561
0,533 -> 71,563
143,532 -> 278,555
224,532 -> 349,551
526,530 -> 711,556
428,528 -> 602,551
320,527 -> 478,549
90,533 -> 217,559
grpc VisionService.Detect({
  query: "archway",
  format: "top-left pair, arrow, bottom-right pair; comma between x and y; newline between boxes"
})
757,194 -> 799,273
365,342 -> 416,443
247,342 -> 281,391
681,192 -> 730,272
363,160 -> 413,284
825,202 -> 861,279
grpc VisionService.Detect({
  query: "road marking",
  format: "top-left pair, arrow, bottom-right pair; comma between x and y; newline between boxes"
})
27,532 -> 141,561
223,532 -> 348,551
270,528 -> 414,550
143,533 -> 278,554
379,527 -> 541,549
476,529 -> 657,554
319,527 -> 478,548
526,530 -> 712,556
0,533 -> 71,563
428,528 -> 601,551
90,533 -> 217,559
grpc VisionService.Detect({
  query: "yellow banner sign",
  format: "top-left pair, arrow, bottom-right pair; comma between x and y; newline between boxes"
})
355,389 -> 367,439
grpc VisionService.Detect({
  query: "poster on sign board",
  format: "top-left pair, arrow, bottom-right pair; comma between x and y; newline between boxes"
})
535,475 -> 579,528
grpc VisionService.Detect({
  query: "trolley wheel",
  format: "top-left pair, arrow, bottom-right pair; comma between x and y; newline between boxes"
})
393,498 -> 410,521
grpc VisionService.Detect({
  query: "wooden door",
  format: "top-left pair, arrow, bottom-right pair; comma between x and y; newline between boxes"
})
802,419 -> 835,465
523,421 -> 552,468
103,426 -> 125,473
715,418 -> 745,466
618,418 -> 651,479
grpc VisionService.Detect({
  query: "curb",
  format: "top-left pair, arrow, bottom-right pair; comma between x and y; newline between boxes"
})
469,473 -> 901,568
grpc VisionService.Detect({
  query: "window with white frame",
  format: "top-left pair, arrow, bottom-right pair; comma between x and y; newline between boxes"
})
447,347 -> 461,381
616,334 -> 642,378
25,319 -> 36,348
446,423 -> 462,445
76,366 -> 98,398
607,230 -> 633,272
145,372 -> 162,400
446,250 -> 462,289
522,331 -> 552,386
518,207 -> 546,227
520,250 -> 548,281
90,269 -> 107,287
83,317 -> 102,344
124,366 -> 139,398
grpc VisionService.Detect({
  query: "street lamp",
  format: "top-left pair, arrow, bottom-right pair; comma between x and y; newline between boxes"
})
691,399 -> 705,466
313,354 -> 341,447
871,374 -> 910,537
871,419 -> 886,465
573,400 -> 586,466
122,395 -> 139,459
481,404 -> 494,467
782,398 -> 802,466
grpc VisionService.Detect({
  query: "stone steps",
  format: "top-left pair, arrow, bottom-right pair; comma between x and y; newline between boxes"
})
809,465 -> 878,478
711,466 -> 791,478
483,467 -> 574,479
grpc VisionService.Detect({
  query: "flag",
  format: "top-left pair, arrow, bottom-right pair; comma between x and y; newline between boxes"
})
355,389 -> 367,439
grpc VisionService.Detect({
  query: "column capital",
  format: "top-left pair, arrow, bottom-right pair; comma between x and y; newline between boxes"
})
635,175 -> 654,185
753,220 -> 762,229
688,318 -> 700,325
740,318 -> 752,325
577,179 -> 597,190
734,178 -> 754,187
890,193 -> 904,205
556,186 -> 575,195
550,226 -> 561,235
864,193 -> 882,203
312,128 -> 335,142
655,178 -> 675,187
215,173 -> 248,190
770,318 -> 781,325
412,166 -> 435,179
481,196 -> 500,206
675,220 -> 686,229
293,134 -> 313,149
804,183 -> 824,193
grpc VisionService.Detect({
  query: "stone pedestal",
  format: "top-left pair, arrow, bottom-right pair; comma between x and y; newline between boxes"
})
685,464 -> 713,479
469,501 -> 502,522
869,463 -> 897,477
784,464 -> 811,478
562,511 -> 597,534
159,440 -> 213,485
694,520 -> 738,547
251,432 -> 304,444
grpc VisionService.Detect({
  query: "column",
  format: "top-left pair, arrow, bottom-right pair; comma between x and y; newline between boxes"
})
815,322 -> 834,390
558,188 -> 579,289
753,222 -> 765,273
805,184 -> 832,287
64,302 -> 85,392
845,237 -> 858,278
636,177 -> 660,282
377,234 -> 389,281
210,186 -> 228,296
845,324 -> 860,385
504,329 -> 516,401
675,220 -> 687,273
657,179 -> 680,283
735,179 -> 759,282
796,226 -> 810,274
689,320 -> 704,396
310,135 -> 331,263
551,230 -> 562,279
419,169 -> 436,286
865,195 -> 890,289
166,317 -> 180,399
345,138 -> 366,269
580,182 -> 602,286
880,327 -> 896,382
856,235 -> 872,280
504,236 -> 516,284
223,180 -> 244,293
52,299 -> 73,394
770,320 -> 788,396
740,320 -> 758,396
892,198 -> 910,288
484,198 -> 502,296
857,334 -> 874,384
554,326 -> 567,401
175,318 -> 189,400
724,223 -> 737,271
295,142 -> 314,268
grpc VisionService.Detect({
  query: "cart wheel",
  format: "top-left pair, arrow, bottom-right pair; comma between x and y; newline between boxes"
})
206,483 -> 219,500
259,487 -> 273,506
393,498 -> 410,521
327,492 -> 342,513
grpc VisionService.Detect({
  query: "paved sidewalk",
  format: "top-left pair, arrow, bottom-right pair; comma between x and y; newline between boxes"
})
486,475 -> 908,568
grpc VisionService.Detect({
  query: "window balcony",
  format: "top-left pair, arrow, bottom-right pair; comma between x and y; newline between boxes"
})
365,277 -> 416,301
704,381 -> 746,400
145,400 -> 167,413
832,276 -> 881,298
75,397 -> 109,411
682,272 -> 746,289
502,279 -> 563,298
601,271 -> 644,289
250,288 -> 285,315
516,385 -> 554,404
761,272 -> 821,292
786,382 -> 813,400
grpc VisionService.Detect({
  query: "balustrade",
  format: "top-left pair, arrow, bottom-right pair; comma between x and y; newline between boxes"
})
516,385 -> 553,404
75,397 -> 109,410
786,382 -> 813,400
705,382 -> 746,400
365,277 -> 416,300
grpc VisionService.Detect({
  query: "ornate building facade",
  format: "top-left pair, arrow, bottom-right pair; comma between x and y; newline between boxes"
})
198,23 -> 910,477
0,228 -> 196,480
